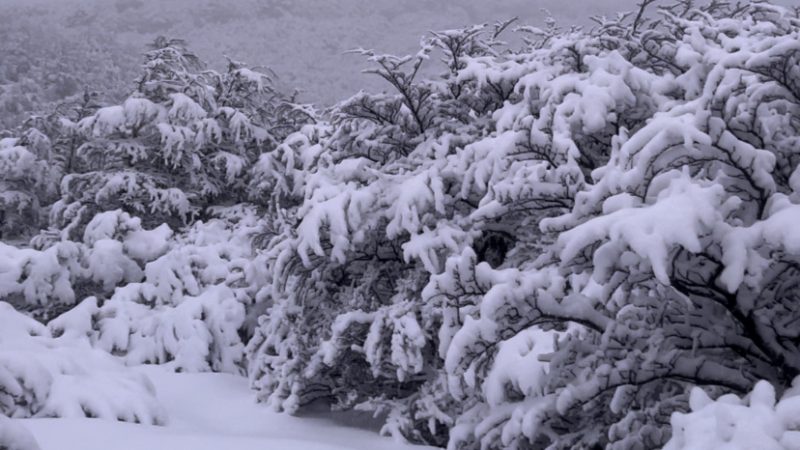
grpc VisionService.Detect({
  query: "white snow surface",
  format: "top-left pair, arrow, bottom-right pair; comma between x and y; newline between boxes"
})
15,365 -> 437,450
664,381 -> 800,450
0,415 -> 40,450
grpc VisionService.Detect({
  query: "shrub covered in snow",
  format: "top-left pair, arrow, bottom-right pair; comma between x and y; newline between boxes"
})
52,206 -> 267,374
1,210 -> 166,321
0,301 -> 165,424
246,2 -> 800,449
2,207 -> 264,374
246,22 -> 522,446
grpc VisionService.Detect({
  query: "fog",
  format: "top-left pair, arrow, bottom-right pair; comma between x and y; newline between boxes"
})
0,0 -> 795,108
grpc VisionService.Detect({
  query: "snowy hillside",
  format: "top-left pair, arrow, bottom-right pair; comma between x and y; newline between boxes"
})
3,0 -> 800,449
0,0 -> 609,115
13,0 -> 799,129
0,0 -> 795,127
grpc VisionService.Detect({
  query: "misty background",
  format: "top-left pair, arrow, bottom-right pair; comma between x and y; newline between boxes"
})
0,0 -> 794,128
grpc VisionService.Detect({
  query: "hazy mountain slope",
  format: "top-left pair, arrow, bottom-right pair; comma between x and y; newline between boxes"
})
0,0 -> 690,128
1,0 -> 794,122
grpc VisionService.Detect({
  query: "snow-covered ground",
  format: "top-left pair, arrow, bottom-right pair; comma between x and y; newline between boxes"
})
17,366 -> 436,450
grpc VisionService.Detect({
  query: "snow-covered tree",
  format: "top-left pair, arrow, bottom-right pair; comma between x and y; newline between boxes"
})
443,2 -> 800,449
0,88 -> 114,243
245,19 -> 572,447
248,2 -> 800,449
0,139 -> 49,240
50,37 -> 309,239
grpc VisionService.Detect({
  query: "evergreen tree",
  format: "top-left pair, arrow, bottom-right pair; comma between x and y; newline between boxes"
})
0,135 -> 51,240
50,37 -> 308,239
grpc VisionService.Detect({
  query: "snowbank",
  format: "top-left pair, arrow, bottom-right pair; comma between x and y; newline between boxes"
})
0,415 -> 40,450
0,302 -> 166,425
18,366 -> 438,450
665,381 -> 800,450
